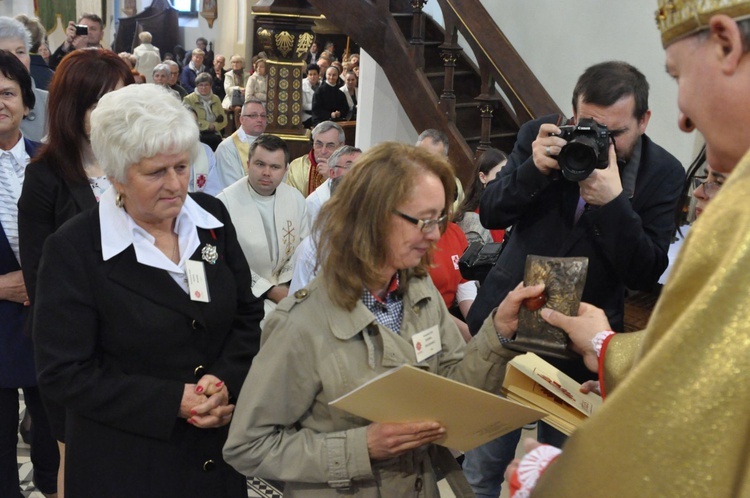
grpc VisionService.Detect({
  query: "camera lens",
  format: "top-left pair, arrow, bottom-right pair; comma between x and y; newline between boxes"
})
559,137 -> 598,182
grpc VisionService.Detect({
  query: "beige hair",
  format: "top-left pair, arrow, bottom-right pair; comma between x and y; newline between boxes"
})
138,31 -> 152,43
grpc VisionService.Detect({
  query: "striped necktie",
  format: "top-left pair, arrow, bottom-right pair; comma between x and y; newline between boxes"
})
0,152 -> 21,264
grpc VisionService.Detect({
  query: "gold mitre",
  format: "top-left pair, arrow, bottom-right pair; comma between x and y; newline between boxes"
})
655,0 -> 750,47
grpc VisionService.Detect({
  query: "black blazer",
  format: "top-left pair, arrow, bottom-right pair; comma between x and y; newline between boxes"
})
30,54 -> 54,91
33,194 -> 263,497
18,161 -> 101,440
19,160 -> 98,306
467,115 -> 685,380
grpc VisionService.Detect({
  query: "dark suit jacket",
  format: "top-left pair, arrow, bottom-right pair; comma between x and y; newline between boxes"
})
30,54 -> 54,91
467,115 -> 685,381
33,194 -> 262,497
0,138 -> 39,388
19,160 -> 97,306
18,160 -> 98,439
212,68 -> 227,101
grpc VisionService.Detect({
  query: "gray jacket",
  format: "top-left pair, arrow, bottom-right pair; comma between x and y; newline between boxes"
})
224,273 -> 516,497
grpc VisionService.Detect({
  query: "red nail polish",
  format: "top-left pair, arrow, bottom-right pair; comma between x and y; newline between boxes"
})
187,418 -> 195,424
190,409 -> 197,416
195,386 -> 204,393
215,381 -> 224,388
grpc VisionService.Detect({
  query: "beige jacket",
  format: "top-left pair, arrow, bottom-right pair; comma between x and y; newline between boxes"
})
224,273 -> 516,497
222,70 -> 247,109
245,73 -> 267,102
183,92 -> 228,133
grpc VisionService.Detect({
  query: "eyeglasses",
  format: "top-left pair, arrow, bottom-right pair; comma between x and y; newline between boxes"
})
692,176 -> 722,199
393,210 -> 448,233
242,113 -> 267,119
313,140 -> 340,152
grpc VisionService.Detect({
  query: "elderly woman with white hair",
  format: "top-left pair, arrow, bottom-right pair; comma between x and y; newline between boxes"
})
32,84 -> 263,498
153,63 -> 180,99
0,16 -> 47,142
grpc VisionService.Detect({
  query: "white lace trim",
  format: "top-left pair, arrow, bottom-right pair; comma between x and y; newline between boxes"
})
513,444 -> 562,498
591,330 -> 615,358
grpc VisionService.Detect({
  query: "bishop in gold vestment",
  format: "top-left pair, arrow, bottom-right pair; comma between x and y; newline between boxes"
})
531,149 -> 750,497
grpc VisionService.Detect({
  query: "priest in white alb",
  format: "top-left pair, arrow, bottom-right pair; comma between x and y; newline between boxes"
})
218,134 -> 309,323
215,99 -> 268,190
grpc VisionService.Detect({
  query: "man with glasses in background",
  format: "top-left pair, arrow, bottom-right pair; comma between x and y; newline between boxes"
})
289,145 -> 363,295
163,59 -> 187,99
286,121 -> 344,197
305,145 -> 362,225
215,98 -> 268,190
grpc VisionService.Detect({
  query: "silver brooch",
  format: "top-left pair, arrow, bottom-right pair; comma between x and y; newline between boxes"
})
201,244 -> 218,264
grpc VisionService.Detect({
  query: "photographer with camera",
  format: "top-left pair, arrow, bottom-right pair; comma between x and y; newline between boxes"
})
462,61 -> 685,498
48,14 -> 103,70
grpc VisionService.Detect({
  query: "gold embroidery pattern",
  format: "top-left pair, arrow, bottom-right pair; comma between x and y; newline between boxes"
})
283,220 -> 296,256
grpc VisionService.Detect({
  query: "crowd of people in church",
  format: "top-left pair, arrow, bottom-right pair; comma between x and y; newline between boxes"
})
2,1 -> 750,497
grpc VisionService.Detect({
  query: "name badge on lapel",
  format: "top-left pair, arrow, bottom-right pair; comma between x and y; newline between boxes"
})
412,325 -> 442,363
186,260 -> 210,302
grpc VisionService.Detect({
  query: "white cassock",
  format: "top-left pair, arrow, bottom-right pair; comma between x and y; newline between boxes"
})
305,178 -> 332,226
218,179 -> 310,321
214,128 -> 258,191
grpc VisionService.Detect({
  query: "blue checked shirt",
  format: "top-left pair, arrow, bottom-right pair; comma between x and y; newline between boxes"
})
361,274 -> 404,334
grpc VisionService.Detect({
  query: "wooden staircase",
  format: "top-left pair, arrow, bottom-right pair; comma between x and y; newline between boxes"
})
305,0 -> 563,183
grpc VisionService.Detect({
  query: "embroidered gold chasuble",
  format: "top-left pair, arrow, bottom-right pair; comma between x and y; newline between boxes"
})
532,151 -> 750,497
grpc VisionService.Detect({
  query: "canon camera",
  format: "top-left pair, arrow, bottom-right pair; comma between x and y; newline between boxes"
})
553,118 -> 611,181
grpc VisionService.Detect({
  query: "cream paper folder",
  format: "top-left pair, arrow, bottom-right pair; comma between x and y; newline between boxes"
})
329,364 -> 545,452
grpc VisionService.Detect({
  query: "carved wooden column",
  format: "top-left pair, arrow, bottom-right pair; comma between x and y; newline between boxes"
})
477,102 -> 493,152
474,64 -> 502,155
438,45 -> 461,122
410,0 -> 427,69
252,1 -> 321,139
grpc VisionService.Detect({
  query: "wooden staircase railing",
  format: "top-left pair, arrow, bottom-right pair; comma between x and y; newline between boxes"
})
305,0 -> 562,183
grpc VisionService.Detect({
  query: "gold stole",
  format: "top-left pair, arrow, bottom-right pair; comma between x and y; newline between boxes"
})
232,132 -> 251,175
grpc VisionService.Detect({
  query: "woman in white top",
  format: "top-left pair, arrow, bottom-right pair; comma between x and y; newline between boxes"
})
222,54 -> 247,110
245,57 -> 267,102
